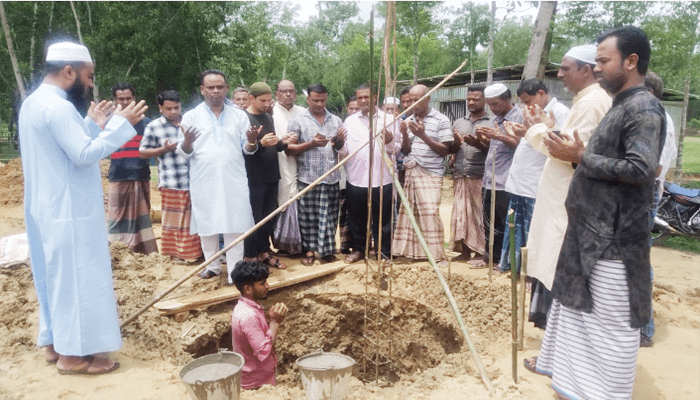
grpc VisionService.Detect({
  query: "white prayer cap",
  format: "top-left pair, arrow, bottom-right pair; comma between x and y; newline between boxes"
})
383,96 -> 400,105
564,44 -> 597,65
484,83 -> 508,98
46,42 -> 93,63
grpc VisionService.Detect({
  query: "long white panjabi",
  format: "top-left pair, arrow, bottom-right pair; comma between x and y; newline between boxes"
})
19,83 -> 136,356
178,102 -> 254,236
525,83 -> 612,290
272,103 -> 306,206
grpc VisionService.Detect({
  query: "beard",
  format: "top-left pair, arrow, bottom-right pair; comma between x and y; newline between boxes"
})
66,78 -> 90,116
597,69 -> 626,95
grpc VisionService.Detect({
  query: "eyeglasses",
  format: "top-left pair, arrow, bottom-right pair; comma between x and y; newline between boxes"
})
277,90 -> 297,95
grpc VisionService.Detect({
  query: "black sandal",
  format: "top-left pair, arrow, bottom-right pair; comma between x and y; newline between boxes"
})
301,252 -> 315,266
262,255 -> 287,269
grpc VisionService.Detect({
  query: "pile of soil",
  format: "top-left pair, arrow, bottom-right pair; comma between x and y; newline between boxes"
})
0,158 -> 24,206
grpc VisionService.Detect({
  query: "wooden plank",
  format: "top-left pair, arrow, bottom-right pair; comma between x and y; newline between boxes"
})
154,262 -> 348,315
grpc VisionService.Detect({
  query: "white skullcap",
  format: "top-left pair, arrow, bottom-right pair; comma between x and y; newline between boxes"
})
383,96 -> 400,105
564,44 -> 597,65
484,83 -> 508,98
46,42 -> 93,63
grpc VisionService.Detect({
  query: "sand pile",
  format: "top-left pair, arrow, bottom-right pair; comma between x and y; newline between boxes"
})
0,158 -> 24,206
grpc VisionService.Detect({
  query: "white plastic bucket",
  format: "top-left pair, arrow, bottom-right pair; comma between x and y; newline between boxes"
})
179,351 -> 244,400
296,351 -> 355,400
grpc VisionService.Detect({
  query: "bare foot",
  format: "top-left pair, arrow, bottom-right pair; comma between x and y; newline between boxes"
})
44,345 -> 59,363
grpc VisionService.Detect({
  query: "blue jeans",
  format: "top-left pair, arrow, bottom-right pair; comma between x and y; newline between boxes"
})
499,194 -> 535,273
642,189 -> 660,339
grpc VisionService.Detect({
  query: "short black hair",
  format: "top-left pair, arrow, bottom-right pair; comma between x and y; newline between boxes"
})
200,69 -> 227,85
112,82 -> 135,98
356,83 -> 370,92
307,83 -> 328,95
348,95 -> 357,103
44,61 -> 86,76
232,86 -> 249,95
644,70 -> 664,100
156,90 -> 181,105
467,85 -> 485,95
597,25 -> 651,75
231,260 -> 270,293
399,85 -> 412,97
517,79 -> 548,96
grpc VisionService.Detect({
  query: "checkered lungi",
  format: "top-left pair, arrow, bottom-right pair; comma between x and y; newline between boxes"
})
273,201 -> 303,255
450,176 -> 485,254
297,181 -> 340,258
392,161 -> 445,260
160,187 -> 202,260
107,181 -> 158,254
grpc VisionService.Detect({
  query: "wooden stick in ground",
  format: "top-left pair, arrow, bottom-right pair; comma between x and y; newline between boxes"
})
488,155 -> 495,283
120,57 -> 471,329
508,209 -> 518,383
519,247 -> 528,349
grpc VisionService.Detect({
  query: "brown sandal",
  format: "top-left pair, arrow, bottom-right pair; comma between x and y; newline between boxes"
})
301,252 -> 315,266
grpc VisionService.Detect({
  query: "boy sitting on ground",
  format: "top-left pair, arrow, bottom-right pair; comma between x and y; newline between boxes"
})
231,260 -> 288,389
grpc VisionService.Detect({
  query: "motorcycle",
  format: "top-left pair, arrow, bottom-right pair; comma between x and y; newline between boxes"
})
655,182 -> 700,237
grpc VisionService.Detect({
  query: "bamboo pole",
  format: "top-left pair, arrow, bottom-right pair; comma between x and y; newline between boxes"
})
508,210 -> 518,383
519,247 -> 528,349
488,154 -> 495,283
120,57 -> 471,329
378,142 -> 494,393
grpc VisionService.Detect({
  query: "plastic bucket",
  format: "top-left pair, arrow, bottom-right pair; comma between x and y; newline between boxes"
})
179,351 -> 244,400
296,351 -> 355,400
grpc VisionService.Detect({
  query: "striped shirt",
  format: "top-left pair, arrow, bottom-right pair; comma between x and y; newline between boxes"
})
405,107 -> 452,176
108,118 -> 151,182
288,108 -> 343,185
140,116 -> 190,190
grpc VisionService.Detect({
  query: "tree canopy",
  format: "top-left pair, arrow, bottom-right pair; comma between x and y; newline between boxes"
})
1,0 -> 698,128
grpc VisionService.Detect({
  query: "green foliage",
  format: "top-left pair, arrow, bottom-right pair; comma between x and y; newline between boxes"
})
682,137 -> 700,175
655,235 -> 700,254
0,0 -> 698,127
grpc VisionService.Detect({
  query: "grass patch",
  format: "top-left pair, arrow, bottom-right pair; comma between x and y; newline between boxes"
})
655,235 -> 700,254
682,137 -> 700,174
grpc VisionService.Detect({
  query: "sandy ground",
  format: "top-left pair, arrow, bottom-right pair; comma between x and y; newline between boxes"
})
0,161 -> 699,400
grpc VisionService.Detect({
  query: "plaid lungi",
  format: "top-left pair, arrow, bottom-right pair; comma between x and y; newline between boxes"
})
273,200 -> 303,255
107,181 -> 158,254
392,162 -> 445,260
160,187 -> 202,260
297,181 -> 340,258
450,176 -> 485,254
338,189 -> 352,252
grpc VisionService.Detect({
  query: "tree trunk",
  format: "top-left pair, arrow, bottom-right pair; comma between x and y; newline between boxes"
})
675,76 -> 691,183
523,1 -> 557,80
412,49 -> 419,84
48,1 -> 54,32
537,18 -> 555,79
487,1 -> 496,84
69,1 -> 84,44
383,1 -> 395,97
0,1 -> 27,100
29,2 -> 38,83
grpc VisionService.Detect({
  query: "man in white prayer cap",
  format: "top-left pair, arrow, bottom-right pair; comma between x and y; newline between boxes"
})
522,42 -> 611,369
19,41 -> 148,375
382,96 -> 400,117
467,82 -> 522,269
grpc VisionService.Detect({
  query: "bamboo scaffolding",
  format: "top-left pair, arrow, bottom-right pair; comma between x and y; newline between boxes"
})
120,56 -> 470,330
377,138 -> 494,393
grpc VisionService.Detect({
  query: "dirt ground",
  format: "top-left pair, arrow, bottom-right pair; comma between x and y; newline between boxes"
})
0,161 -> 699,400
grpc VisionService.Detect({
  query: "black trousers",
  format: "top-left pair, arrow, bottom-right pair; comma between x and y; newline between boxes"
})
482,188 -> 510,264
244,181 -> 279,258
346,182 -> 393,258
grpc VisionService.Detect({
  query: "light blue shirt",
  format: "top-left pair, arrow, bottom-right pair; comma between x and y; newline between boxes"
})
19,83 -> 135,356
